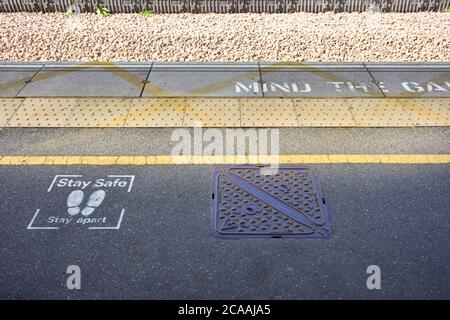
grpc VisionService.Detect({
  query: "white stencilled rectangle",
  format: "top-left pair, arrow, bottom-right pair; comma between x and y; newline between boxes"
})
28,174 -> 135,230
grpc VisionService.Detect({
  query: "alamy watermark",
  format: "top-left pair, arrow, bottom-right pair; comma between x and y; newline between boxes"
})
171,123 -> 280,175
66,265 -> 81,290
366,265 -> 381,290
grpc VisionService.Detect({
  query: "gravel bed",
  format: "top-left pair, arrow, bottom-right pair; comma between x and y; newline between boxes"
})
0,12 -> 449,62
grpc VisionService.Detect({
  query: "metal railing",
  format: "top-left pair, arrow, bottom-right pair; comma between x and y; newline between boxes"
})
0,0 -> 449,13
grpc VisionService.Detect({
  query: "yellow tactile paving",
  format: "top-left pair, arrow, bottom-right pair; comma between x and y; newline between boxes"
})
68,98 -> 131,127
294,99 -> 356,127
240,98 -> 298,127
183,98 -> 240,127
0,97 -> 449,128
125,98 -> 185,127
6,98 -> 77,127
348,98 -> 415,127
0,98 -> 23,127
399,98 -> 450,126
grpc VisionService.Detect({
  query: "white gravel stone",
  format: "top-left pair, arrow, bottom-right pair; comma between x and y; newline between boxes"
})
0,12 -> 449,62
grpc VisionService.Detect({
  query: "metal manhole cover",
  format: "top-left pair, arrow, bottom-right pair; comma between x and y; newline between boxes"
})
211,166 -> 332,239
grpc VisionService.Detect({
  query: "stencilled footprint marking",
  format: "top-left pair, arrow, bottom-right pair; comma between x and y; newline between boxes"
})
81,190 -> 106,216
66,190 -> 106,217
67,190 -> 84,216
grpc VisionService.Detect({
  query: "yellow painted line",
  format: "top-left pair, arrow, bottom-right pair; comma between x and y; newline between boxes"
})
0,154 -> 449,165
1,97 -> 449,128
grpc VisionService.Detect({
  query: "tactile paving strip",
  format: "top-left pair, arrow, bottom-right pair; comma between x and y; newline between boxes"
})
211,166 -> 331,239
68,98 -> 131,127
184,98 -> 240,127
6,98 -> 77,127
348,98 -> 415,127
0,98 -> 23,127
295,99 -> 356,126
399,98 -> 450,126
240,98 -> 298,127
1,97 -> 448,128
125,98 -> 185,127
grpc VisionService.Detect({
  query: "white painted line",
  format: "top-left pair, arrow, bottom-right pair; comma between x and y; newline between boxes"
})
27,209 -> 59,230
47,175 -> 83,192
89,208 -> 125,230
108,175 -> 135,192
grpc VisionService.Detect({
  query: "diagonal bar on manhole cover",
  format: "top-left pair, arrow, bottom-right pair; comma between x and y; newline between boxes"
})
211,166 -> 332,239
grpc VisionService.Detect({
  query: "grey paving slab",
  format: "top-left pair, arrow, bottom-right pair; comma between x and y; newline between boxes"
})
18,63 -> 152,97
365,63 -> 450,98
143,63 -> 262,97
41,62 -> 153,72
364,62 -> 450,71
3,62 -> 450,98
0,63 -> 43,97
259,63 -> 383,98
0,62 -> 44,69
367,70 -> 450,98
0,164 -> 449,299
